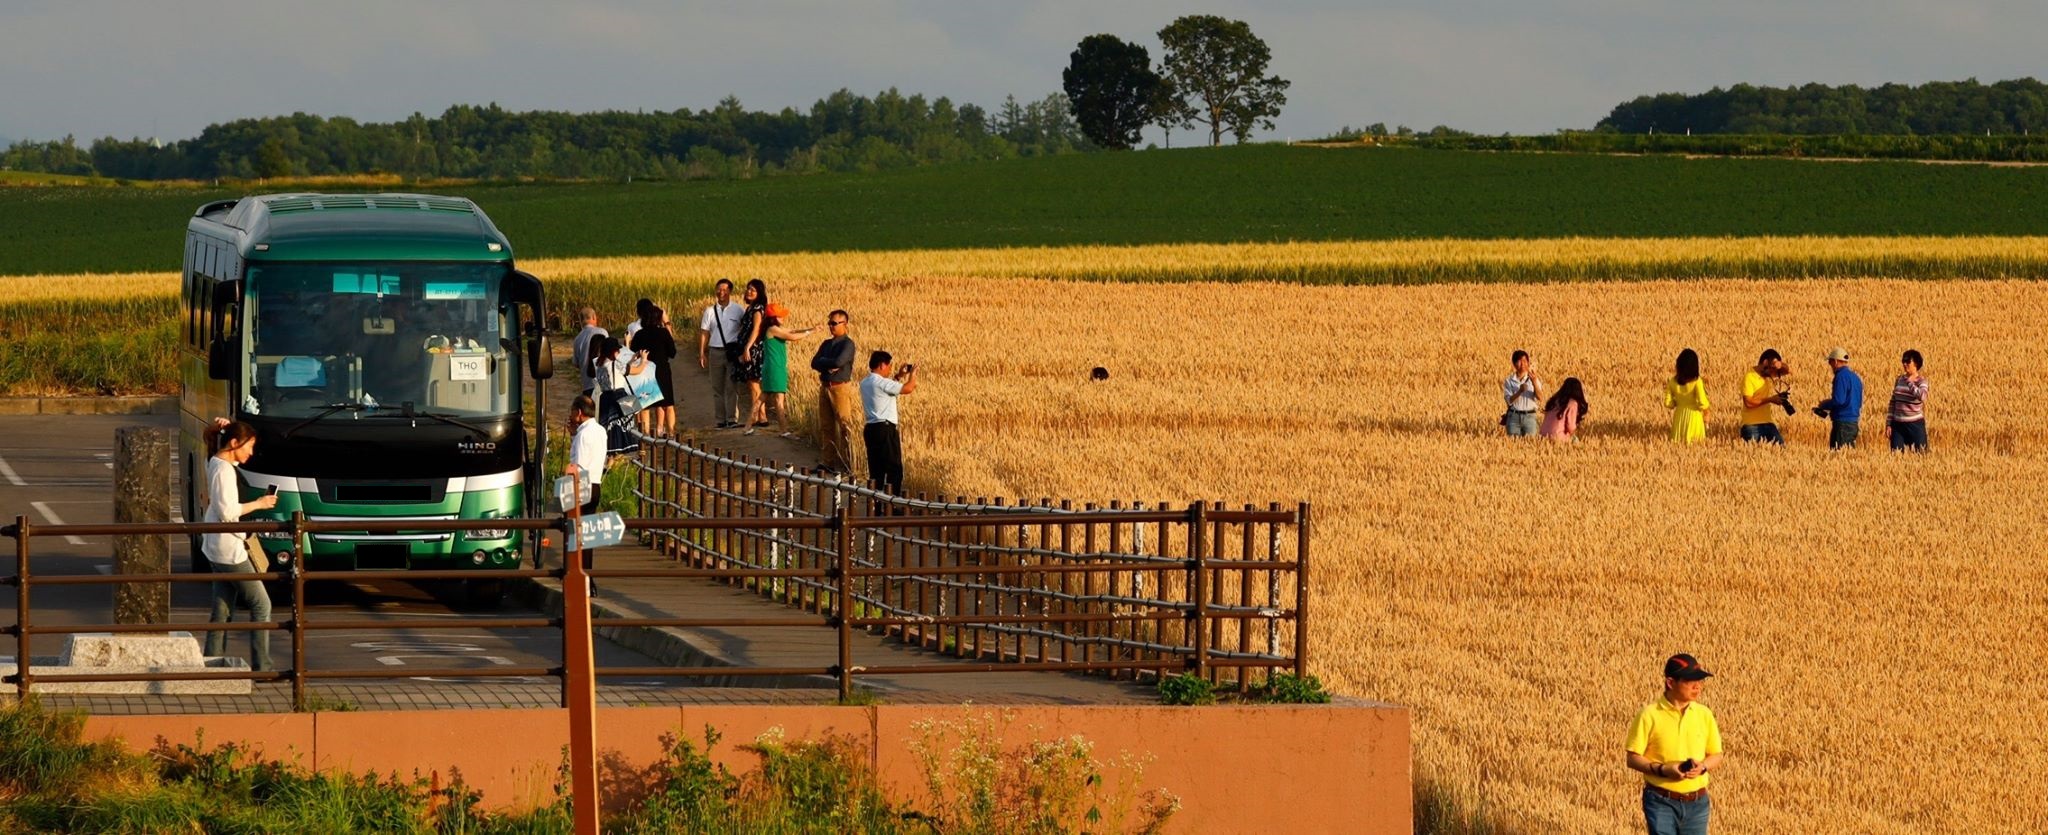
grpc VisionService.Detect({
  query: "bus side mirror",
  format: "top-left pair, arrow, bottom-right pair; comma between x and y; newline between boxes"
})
503,270 -> 552,380
207,339 -> 236,380
528,330 -> 553,380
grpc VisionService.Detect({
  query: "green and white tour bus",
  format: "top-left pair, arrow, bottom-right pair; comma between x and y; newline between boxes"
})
178,193 -> 555,600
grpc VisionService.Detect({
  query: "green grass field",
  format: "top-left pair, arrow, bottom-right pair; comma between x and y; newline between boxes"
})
9,145 -> 2048,275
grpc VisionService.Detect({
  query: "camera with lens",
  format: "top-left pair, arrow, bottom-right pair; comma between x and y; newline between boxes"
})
1776,388 -> 1795,416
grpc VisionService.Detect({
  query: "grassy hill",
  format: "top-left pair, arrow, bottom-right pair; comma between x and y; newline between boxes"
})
10,144 -> 2048,275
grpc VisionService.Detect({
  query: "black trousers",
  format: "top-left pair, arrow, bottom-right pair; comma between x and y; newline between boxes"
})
863,421 -> 903,495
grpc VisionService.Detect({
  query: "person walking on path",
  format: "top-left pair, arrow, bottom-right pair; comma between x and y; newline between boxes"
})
756,302 -> 817,438
1887,349 -> 1930,452
733,279 -> 770,435
1625,653 -> 1726,835
1538,377 -> 1588,442
1738,349 -> 1792,445
809,310 -> 860,475
629,304 -> 678,438
1665,349 -> 1711,444
1812,347 -> 1864,450
860,350 -> 918,494
201,420 -> 277,672
698,279 -> 748,428
1501,350 -> 1542,437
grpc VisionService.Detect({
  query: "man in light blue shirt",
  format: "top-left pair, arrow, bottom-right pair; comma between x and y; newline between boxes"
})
858,351 -> 918,494
1811,347 -> 1864,449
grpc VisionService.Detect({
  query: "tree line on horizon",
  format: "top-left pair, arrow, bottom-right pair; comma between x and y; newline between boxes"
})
1597,78 -> 2048,135
0,89 -> 1089,182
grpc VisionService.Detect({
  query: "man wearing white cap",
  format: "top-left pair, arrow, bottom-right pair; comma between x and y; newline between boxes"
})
1811,347 -> 1864,449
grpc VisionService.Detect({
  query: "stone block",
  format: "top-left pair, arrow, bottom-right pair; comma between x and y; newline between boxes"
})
60,632 -> 206,667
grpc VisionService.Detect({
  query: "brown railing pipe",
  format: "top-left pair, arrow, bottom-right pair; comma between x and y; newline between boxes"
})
1296,502 -> 1311,679
1188,503 -> 1209,681
834,504 -> 854,702
14,516 -> 28,699
290,510 -> 307,712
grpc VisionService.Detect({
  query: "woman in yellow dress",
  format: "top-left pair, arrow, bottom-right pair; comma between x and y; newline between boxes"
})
1664,348 -> 1710,443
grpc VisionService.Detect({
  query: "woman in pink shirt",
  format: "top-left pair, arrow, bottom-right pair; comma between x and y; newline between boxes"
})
1539,377 -> 1589,442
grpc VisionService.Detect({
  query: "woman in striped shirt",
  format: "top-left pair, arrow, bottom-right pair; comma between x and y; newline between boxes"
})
1888,349 -> 1930,452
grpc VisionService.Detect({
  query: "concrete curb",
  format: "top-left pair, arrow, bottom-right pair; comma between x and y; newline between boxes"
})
0,397 -> 177,416
508,574 -> 840,691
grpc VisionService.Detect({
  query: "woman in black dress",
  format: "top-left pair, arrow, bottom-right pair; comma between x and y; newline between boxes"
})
630,304 -> 678,438
731,279 -> 770,434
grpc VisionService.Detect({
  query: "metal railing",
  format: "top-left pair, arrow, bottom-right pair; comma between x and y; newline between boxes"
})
629,434 -> 1310,689
3,441 -> 1308,707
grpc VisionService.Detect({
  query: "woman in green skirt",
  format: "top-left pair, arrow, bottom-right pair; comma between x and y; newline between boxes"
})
755,301 -> 817,437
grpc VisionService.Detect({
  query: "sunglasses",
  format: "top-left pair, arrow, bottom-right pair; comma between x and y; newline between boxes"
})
828,320 -> 847,327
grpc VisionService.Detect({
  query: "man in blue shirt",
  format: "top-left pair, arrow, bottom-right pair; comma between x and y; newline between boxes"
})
1811,347 -> 1863,449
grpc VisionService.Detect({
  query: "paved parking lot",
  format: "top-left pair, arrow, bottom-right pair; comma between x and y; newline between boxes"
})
0,414 -> 674,689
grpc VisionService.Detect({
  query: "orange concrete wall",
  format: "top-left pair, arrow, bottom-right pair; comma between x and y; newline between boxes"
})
83,702 -> 1408,835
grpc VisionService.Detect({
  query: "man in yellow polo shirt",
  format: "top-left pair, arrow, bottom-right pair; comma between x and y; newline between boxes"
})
1740,349 -> 1791,444
1626,653 -> 1725,835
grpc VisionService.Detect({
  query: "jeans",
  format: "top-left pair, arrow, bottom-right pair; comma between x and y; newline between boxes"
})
1829,421 -> 1859,449
1504,411 -> 1539,437
1739,423 -> 1784,444
1889,420 -> 1928,452
205,559 -> 272,672
1642,787 -> 1711,835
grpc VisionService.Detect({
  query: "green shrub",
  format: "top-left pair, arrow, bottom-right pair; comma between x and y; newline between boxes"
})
1248,672 -> 1332,704
1155,674 -> 1217,706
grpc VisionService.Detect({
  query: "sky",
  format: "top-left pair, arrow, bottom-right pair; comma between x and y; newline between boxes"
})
2,0 -> 2044,144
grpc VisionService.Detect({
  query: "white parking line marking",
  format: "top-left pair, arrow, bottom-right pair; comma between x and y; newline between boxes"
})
29,502 -> 89,545
0,454 -> 25,486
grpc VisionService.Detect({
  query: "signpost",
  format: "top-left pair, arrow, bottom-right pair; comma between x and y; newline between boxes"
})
560,471 -> 600,835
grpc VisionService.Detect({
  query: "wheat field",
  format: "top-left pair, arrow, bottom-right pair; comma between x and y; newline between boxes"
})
575,269 -> 2043,834
8,243 -> 2048,831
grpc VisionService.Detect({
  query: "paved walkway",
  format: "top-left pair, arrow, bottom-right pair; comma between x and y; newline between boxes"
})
532,542 -> 1152,705
22,681 -> 1132,714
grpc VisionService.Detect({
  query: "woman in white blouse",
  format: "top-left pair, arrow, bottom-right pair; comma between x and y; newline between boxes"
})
203,420 -> 278,672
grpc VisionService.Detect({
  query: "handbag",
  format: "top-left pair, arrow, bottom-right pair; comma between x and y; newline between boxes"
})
624,359 -> 663,410
244,535 -> 270,574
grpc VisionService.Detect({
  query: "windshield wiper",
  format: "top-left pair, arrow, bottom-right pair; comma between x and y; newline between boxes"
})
283,402 -> 373,439
400,403 -> 491,438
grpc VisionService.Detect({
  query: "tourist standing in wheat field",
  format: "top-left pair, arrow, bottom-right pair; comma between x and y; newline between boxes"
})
1538,377 -> 1587,442
860,350 -> 918,495
1665,349 -> 1710,444
1738,349 -> 1791,445
1626,653 -> 1725,835
1812,346 -> 1864,449
1888,349 -> 1929,452
1501,350 -> 1542,437
810,310 -> 860,476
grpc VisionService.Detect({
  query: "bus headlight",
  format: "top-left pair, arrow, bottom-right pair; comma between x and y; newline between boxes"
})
472,550 -> 488,565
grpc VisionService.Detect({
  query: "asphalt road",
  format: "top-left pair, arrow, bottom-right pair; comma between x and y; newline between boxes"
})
0,413 -> 672,686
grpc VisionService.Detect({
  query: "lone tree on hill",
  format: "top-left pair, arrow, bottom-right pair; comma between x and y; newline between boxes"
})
1062,34 -> 1170,150
1156,15 -> 1290,146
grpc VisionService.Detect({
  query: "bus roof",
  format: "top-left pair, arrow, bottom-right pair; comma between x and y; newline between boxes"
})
192,193 -> 514,263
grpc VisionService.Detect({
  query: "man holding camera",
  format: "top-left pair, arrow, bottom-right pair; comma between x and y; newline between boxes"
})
859,350 -> 918,495
1738,349 -> 1792,444
1812,347 -> 1864,449
1501,350 -> 1542,437
1626,653 -> 1725,835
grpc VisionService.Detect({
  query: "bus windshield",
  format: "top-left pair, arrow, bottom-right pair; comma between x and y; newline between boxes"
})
241,262 -> 514,419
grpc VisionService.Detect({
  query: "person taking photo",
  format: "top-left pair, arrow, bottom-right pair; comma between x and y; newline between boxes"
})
1738,349 -> 1792,445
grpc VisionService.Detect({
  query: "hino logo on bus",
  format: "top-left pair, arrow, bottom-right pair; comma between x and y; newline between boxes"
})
457,439 -> 497,453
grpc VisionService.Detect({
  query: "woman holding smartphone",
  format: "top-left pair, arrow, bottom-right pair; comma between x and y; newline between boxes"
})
202,419 -> 277,672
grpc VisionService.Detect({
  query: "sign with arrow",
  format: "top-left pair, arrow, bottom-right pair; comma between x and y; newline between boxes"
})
567,511 -> 626,551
